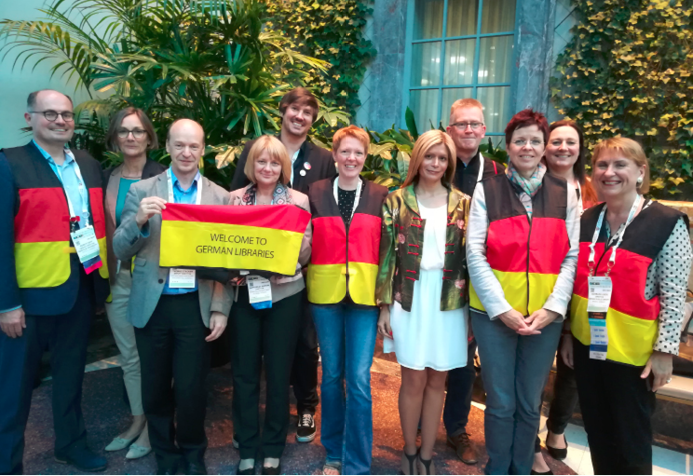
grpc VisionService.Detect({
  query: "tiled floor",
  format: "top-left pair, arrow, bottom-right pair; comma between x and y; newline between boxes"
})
536,416 -> 693,475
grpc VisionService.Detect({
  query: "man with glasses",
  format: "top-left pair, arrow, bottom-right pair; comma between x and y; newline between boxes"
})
442,98 -> 505,466
0,90 -> 110,474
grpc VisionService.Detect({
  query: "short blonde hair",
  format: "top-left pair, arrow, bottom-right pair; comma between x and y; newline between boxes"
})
332,125 -> 370,153
401,130 -> 457,188
244,135 -> 292,185
591,136 -> 650,194
449,98 -> 485,122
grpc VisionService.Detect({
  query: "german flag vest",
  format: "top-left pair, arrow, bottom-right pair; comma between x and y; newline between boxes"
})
571,201 -> 686,366
469,174 -> 570,315
307,178 -> 388,306
4,144 -> 108,289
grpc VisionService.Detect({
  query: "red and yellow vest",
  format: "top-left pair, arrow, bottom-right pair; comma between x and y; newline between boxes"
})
571,201 -> 686,366
5,145 -> 108,288
307,178 -> 388,306
469,174 -> 570,315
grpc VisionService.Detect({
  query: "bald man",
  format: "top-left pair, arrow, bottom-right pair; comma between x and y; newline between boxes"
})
113,119 -> 232,475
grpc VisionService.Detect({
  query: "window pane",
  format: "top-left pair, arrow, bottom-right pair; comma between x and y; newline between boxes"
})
478,35 -> 513,84
441,88 -> 473,124
446,0 -> 478,37
480,0 -> 516,34
444,39 -> 475,85
477,86 -> 511,134
411,42 -> 442,87
410,89 -> 440,131
414,0 -> 444,40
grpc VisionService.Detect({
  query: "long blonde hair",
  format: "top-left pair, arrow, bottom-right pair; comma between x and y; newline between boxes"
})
401,130 -> 457,188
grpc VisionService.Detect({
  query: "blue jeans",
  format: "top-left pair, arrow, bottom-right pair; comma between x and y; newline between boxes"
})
311,303 -> 378,475
472,311 -> 562,475
443,338 -> 478,437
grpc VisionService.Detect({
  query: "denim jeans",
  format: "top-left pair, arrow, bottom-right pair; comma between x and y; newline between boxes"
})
472,311 -> 562,475
311,302 -> 379,475
443,338 -> 478,437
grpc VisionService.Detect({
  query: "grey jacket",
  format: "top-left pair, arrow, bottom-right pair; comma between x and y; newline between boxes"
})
113,171 -> 233,328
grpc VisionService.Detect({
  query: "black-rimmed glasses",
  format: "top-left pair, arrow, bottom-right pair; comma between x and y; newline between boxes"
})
29,110 -> 75,122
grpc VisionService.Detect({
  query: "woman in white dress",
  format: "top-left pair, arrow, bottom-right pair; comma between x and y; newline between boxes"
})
375,130 -> 471,475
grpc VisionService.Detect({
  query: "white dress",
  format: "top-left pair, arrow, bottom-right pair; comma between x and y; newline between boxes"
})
383,201 -> 469,371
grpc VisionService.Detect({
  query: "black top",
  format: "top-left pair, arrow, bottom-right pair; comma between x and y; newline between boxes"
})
453,151 -> 505,197
230,137 -> 337,194
337,187 -> 357,226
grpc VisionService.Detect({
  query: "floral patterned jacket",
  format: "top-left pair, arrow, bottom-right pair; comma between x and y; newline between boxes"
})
375,184 -> 471,312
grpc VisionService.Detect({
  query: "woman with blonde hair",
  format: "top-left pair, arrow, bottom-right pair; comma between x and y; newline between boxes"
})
565,137 -> 691,474
228,135 -> 312,475
376,129 -> 471,475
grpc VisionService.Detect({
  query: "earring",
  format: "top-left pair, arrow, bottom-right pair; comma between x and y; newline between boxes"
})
636,177 -> 643,186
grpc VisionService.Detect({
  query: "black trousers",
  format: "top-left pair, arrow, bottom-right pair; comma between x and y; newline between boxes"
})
231,290 -> 303,459
0,270 -> 93,475
573,338 -> 655,475
134,292 -> 210,470
290,293 -> 319,415
534,336 -> 579,453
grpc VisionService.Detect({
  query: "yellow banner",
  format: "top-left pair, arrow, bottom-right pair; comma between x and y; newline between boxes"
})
159,204 -> 310,276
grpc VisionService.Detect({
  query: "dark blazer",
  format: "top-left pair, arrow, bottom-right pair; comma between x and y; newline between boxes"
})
230,138 -> 337,194
103,160 -> 167,283
1,142 -> 109,315
453,151 -> 505,198
0,153 -> 21,312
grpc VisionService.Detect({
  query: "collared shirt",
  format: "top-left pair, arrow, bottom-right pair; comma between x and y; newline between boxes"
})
162,168 -> 201,295
33,140 -> 91,229
290,149 -> 300,185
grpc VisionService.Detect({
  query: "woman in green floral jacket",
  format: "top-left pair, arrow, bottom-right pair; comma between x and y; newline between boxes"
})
376,129 -> 471,475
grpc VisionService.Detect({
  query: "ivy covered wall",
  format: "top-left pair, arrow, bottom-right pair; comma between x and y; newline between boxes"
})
552,0 -> 693,198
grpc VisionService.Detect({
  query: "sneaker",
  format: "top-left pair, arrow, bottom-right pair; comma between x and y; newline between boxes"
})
296,413 -> 316,443
446,432 -> 478,465
55,446 -> 107,472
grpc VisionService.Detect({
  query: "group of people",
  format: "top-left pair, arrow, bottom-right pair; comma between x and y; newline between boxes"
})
0,86 -> 690,476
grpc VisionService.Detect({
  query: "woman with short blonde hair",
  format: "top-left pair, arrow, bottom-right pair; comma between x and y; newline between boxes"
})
244,135 -> 293,186
565,136 -> 691,474
376,129 -> 471,474
229,134 -> 313,474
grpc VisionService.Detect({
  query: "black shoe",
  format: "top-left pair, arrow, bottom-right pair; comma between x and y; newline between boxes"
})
187,461 -> 207,475
157,466 -> 178,475
55,446 -> 107,472
296,413 -> 316,443
238,459 -> 256,475
546,434 -> 568,461
261,463 -> 281,475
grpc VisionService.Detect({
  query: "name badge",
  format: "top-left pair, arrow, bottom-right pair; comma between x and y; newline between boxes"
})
587,276 -> 612,313
247,275 -> 272,309
587,276 -> 611,360
169,268 -> 196,288
71,226 -> 100,263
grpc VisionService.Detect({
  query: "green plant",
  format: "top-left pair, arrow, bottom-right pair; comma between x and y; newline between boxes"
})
0,0 -> 337,187
267,0 -> 375,116
551,0 -> 693,198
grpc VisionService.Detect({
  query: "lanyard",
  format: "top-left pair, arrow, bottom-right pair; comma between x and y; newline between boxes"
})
53,153 -> 91,227
167,169 -> 202,205
476,153 -> 485,183
588,194 -> 642,276
333,176 -> 362,220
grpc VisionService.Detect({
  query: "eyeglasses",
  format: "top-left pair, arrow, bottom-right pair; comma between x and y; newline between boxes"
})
512,139 -> 544,147
451,122 -> 484,131
29,110 -> 74,122
117,129 -> 147,139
